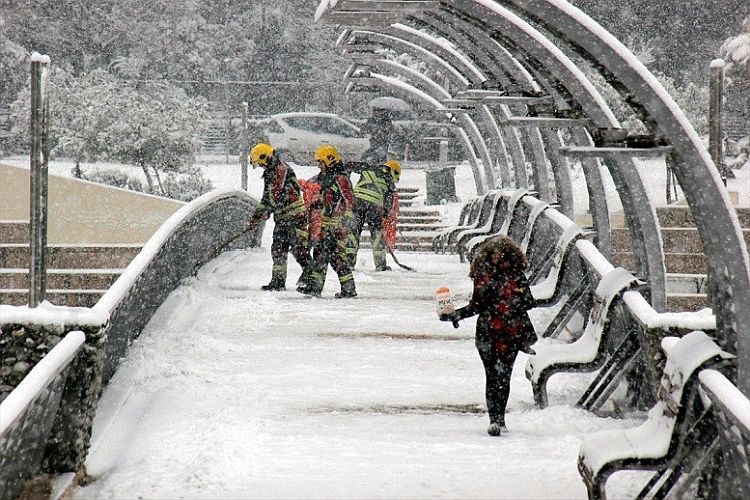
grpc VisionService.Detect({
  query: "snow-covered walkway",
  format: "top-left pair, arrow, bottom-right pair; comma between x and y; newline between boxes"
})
76,248 -> 650,499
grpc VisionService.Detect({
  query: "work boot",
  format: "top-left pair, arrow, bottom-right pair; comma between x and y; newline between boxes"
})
335,280 -> 357,298
261,280 -> 285,291
334,289 -> 358,299
297,285 -> 321,298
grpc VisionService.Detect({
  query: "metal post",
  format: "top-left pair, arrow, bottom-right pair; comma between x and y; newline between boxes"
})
224,82 -> 231,165
29,53 -> 50,308
241,101 -> 248,191
709,59 -> 725,185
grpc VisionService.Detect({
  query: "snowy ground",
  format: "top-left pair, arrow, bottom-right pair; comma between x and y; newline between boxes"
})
2,153 -> 746,497
75,249 -> 651,499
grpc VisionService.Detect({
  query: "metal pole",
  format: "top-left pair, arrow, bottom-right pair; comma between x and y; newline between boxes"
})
241,101 -> 248,191
224,82 -> 230,165
709,59 -> 725,185
28,52 -> 50,308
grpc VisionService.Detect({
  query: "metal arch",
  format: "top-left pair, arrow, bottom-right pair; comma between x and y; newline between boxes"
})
495,0 -> 750,390
380,24 -> 511,189
415,11 -> 557,200
386,22 -> 532,190
356,71 -> 487,192
406,13 -> 519,189
343,29 -> 498,189
443,0 -> 667,310
316,0 -> 667,312
406,13 -> 538,191
423,10 -> 574,213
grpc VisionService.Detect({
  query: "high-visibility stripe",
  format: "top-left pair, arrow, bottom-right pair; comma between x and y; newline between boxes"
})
339,273 -> 353,283
275,198 -> 306,218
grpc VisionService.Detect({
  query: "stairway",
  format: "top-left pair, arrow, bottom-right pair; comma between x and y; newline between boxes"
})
358,186 -> 447,252
0,220 -> 140,307
610,206 -> 750,311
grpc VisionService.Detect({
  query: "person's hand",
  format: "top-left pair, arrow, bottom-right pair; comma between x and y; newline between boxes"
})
439,312 -> 460,329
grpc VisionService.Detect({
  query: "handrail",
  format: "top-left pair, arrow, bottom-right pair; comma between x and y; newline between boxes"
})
0,331 -> 85,500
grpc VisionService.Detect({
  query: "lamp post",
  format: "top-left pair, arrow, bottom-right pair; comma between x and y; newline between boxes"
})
241,101 -> 248,191
29,52 -> 50,307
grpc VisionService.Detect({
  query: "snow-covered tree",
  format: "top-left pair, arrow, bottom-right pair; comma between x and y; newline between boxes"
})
9,68 -> 210,195
720,15 -> 750,84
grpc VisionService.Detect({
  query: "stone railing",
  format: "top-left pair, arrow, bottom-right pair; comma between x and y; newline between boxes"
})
0,189 -> 261,499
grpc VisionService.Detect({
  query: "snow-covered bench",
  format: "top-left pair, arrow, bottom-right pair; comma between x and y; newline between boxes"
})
576,290 -> 716,413
454,189 -> 513,261
525,262 -> 645,408
433,192 -> 498,253
433,197 -> 479,253
577,330 -> 735,500
461,188 -> 529,261
696,369 -> 750,498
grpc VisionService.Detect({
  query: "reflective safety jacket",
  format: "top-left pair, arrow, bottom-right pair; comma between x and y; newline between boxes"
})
300,178 -> 323,241
354,167 -> 395,212
320,172 -> 355,231
250,161 -> 306,225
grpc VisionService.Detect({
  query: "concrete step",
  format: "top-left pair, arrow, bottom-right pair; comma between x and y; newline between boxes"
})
0,244 -> 141,269
398,215 -> 443,225
655,205 -> 750,228
612,227 -> 750,254
666,273 -> 709,294
396,223 -> 447,232
666,293 -> 709,312
0,288 -> 106,307
397,187 -> 420,194
612,251 -> 707,275
0,221 -> 29,244
399,207 -> 441,217
0,268 -> 122,290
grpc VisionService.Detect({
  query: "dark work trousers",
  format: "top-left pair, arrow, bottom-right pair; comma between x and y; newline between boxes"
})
310,228 -> 355,294
476,341 -> 518,424
353,203 -> 387,270
270,218 -> 311,286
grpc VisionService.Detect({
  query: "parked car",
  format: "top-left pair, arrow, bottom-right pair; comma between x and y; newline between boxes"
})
252,112 -> 370,164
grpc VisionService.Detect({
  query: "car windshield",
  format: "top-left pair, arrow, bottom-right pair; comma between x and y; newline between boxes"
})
283,115 -> 361,138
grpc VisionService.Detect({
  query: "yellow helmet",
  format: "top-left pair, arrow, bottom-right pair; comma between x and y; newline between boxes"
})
250,143 -> 275,168
314,144 -> 341,168
385,159 -> 401,182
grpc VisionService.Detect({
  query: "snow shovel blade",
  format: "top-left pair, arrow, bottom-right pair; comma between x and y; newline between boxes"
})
388,248 -> 416,272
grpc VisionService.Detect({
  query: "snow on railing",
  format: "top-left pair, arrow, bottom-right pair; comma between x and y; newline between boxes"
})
0,331 -> 85,499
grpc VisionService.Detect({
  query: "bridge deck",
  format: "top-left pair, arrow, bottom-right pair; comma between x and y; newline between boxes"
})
79,250 -> 646,499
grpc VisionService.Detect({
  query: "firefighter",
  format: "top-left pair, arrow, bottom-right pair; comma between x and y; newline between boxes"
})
351,160 -> 396,271
246,143 -> 312,291
382,159 -> 401,254
298,144 -> 357,298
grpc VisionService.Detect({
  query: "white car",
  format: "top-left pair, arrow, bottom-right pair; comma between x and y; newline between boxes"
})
256,112 -> 370,164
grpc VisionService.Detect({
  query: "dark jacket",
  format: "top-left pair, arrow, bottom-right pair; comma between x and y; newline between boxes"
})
250,158 -> 305,226
453,236 -> 536,362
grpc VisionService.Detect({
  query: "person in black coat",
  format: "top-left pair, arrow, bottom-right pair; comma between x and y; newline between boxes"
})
440,235 -> 537,436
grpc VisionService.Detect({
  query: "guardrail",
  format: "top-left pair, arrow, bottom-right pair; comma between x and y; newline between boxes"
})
0,331 -> 85,500
0,189 -> 262,499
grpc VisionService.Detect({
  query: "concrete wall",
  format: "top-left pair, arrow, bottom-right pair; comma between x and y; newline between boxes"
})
0,163 -> 184,244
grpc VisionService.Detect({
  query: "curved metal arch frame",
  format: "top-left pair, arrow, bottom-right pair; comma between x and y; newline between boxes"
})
491,0 -> 749,392
425,0 -> 667,309
342,29 -> 497,188
386,22 -> 534,191
352,70 -> 487,192
317,0 -> 750,391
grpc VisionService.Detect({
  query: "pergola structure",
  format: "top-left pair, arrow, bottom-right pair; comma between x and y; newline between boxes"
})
315,0 -> 750,394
